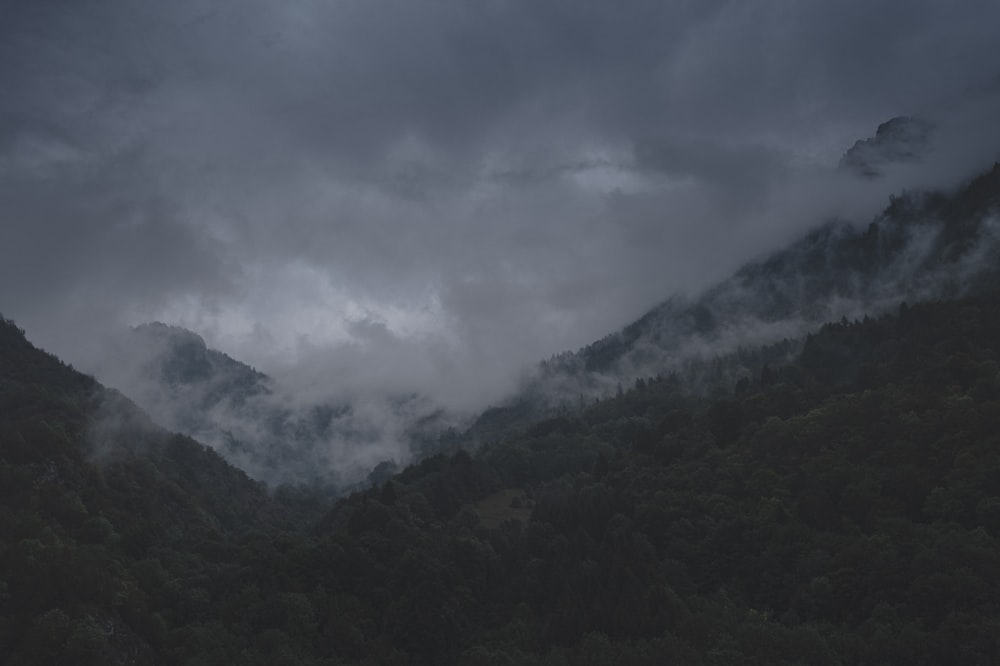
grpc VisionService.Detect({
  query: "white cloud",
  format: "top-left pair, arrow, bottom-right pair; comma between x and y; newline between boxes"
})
2,0 -> 999,422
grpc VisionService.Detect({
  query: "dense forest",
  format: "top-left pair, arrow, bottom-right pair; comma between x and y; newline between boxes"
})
3,283 -> 1000,663
5,2 -> 1000,663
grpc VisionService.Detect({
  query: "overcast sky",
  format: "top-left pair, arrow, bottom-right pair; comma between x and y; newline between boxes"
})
3,0 -> 1000,410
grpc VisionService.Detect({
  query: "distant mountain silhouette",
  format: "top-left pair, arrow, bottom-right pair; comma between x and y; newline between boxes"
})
109,322 -> 457,491
839,115 -> 934,178
469,140 -> 1000,439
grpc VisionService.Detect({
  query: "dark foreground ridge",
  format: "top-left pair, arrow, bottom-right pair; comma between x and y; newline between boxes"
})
3,282 -> 1000,663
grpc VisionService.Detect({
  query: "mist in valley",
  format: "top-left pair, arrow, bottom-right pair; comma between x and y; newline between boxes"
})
2,0 -> 1000,485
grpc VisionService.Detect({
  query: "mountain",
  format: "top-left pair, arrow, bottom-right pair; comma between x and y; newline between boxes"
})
76,124 -> 1000,495
506,161 -> 1000,416
99,322 -> 458,492
440,287 -> 1000,665
129,322 -> 272,405
452,136 -> 1000,449
4,151 -> 1000,662
5,285 -> 1000,663
0,314 -> 295,664
839,115 -> 934,178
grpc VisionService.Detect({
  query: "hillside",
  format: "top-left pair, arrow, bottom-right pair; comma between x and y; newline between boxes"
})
83,157 -> 1000,484
838,116 -> 934,178
0,316 -> 296,664
100,322 -> 454,492
455,160 -> 1000,449
514,161 -> 1000,411
4,132 -> 1000,666
4,283 -> 1000,663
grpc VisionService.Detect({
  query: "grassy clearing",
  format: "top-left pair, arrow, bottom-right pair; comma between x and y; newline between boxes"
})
473,488 -> 533,529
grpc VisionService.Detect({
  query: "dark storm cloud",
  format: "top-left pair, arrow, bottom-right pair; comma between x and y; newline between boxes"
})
2,0 -> 1000,412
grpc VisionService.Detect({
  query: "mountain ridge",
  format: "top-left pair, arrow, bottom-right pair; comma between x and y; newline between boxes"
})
838,115 -> 934,178
456,159 -> 1000,446
541,161 -> 1000,390
66,123 -> 1000,491
4,245 -> 1000,663
101,319 -> 460,491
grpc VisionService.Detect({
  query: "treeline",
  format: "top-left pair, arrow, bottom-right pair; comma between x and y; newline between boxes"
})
2,290 -> 1000,663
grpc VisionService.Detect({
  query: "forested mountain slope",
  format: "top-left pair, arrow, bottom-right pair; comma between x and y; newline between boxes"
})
82,158 -> 1000,486
460,160 -> 1000,447
0,316 -> 295,664
100,321 -> 455,491
319,290 -> 1000,665
495,162 -> 1000,427
838,115 -> 933,178
609,162 -> 998,368
4,285 -> 1000,663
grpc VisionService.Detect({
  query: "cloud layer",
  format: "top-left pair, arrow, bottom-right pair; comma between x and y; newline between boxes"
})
3,0 -> 1000,411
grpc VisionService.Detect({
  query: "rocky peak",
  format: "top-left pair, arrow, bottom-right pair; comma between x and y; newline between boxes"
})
839,115 -> 934,178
